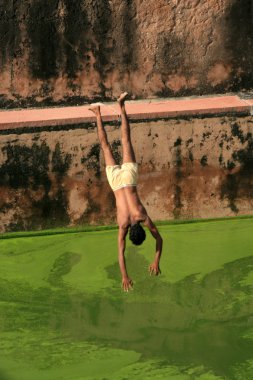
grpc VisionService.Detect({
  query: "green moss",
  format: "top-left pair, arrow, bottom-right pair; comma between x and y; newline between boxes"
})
0,219 -> 253,379
47,252 -> 81,286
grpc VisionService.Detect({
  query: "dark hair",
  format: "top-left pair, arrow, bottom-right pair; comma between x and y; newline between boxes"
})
129,223 -> 146,246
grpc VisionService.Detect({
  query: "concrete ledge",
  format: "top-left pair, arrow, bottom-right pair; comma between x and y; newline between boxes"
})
0,94 -> 252,131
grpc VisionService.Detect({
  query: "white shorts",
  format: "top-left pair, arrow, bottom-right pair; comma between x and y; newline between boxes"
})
106,162 -> 138,192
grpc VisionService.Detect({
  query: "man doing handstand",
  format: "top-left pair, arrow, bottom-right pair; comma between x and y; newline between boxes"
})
89,93 -> 163,292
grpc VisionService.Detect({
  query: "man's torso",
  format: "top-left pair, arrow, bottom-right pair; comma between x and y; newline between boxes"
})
115,187 -> 147,228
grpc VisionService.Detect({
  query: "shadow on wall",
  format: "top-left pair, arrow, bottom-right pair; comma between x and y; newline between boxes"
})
223,0 -> 253,90
0,0 -> 20,68
27,0 -> 61,80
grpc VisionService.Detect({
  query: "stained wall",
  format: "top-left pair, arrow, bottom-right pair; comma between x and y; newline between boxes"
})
0,0 -> 253,107
0,115 -> 253,232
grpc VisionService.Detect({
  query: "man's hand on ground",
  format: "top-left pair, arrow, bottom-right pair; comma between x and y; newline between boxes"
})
122,277 -> 133,292
149,262 -> 161,276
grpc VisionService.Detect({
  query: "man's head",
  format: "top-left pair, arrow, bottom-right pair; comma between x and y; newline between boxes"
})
129,222 -> 146,246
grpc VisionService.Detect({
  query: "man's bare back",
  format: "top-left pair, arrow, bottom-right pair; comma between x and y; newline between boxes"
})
89,93 -> 163,292
115,186 -> 146,227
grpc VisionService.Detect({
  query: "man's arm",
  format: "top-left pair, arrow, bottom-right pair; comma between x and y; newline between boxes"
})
143,216 -> 163,275
118,226 -> 133,291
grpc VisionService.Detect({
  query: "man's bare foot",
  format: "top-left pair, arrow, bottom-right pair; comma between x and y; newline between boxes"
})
88,103 -> 103,116
117,92 -> 128,106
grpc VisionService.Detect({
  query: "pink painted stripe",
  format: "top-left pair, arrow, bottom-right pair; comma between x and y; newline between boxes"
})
242,99 -> 253,106
0,95 -> 251,130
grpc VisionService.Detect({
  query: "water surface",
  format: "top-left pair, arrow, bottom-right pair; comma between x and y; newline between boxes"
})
0,219 -> 253,379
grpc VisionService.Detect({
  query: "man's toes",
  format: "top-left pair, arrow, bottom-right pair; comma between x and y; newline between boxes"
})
117,92 -> 128,103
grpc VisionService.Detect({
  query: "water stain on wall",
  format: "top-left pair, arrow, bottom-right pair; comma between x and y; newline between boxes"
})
111,139 -> 122,165
88,0 -> 112,77
52,142 -> 72,179
173,137 -> 183,218
0,142 -> 51,190
27,0 -> 61,79
1,0 -> 252,106
156,33 -> 186,75
0,141 -> 72,230
0,116 -> 253,232
63,0 -> 88,79
224,0 -> 253,90
0,0 -> 20,68
220,123 -> 253,213
81,143 -> 101,178
114,0 -> 138,70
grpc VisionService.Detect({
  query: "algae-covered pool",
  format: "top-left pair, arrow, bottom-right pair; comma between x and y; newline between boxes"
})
0,218 -> 253,380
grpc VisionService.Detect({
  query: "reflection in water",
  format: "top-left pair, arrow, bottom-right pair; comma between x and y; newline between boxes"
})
0,369 -> 12,380
0,247 -> 253,379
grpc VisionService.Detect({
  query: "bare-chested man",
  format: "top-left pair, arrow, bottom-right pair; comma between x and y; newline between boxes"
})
89,92 -> 163,292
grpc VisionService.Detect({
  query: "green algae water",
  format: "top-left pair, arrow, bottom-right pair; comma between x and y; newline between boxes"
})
0,218 -> 253,380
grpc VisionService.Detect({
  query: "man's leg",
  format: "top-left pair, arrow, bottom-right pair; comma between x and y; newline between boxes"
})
88,104 -> 116,166
118,92 -> 136,164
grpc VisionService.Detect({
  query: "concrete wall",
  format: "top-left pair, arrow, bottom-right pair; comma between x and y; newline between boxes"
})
0,115 -> 253,232
0,0 -> 253,108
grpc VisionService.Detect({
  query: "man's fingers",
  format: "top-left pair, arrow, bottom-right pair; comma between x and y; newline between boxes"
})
149,266 -> 153,274
122,280 -> 133,292
148,265 -> 161,276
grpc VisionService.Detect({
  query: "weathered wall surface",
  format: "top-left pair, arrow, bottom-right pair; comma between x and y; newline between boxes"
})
0,0 -> 252,108
0,115 -> 253,232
